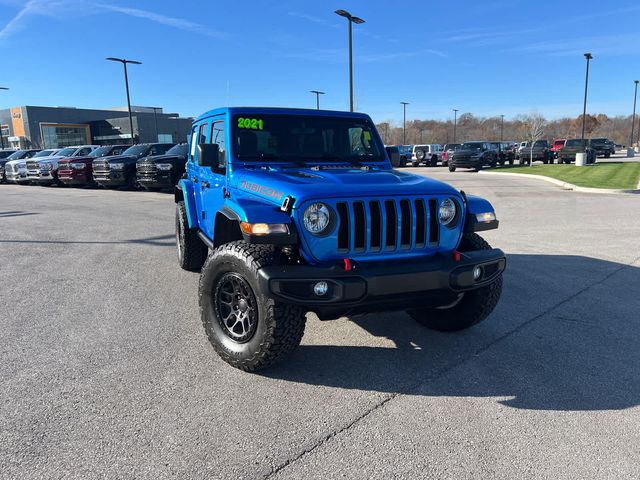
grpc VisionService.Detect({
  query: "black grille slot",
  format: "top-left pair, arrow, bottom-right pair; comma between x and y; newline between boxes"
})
414,199 -> 426,247
428,199 -> 439,244
336,202 -> 350,251
369,201 -> 382,251
384,200 -> 397,249
399,199 -> 411,248
353,201 -> 366,252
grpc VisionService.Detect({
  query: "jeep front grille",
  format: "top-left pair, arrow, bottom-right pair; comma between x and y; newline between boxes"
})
335,198 -> 440,254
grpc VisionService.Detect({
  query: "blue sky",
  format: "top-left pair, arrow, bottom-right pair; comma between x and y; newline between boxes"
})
1,0 -> 639,124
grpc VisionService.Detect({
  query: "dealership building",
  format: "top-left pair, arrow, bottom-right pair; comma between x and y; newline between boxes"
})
0,105 -> 193,149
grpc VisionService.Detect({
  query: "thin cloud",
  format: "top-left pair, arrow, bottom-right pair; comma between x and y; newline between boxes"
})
0,0 -> 225,41
94,3 -> 225,38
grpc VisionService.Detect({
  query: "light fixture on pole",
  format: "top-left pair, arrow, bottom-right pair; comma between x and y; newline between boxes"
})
0,87 -> 8,149
400,102 -> 409,144
453,109 -> 459,143
310,90 -> 325,110
500,114 -> 505,142
335,9 -> 365,112
106,57 -> 142,145
580,53 -> 593,152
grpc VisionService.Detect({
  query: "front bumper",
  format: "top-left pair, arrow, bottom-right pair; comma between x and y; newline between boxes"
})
93,171 -> 127,185
451,157 -> 483,168
59,170 -> 92,185
137,172 -> 174,188
258,249 -> 506,319
7,171 -> 29,183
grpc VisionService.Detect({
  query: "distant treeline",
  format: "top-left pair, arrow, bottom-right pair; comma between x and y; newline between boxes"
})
377,113 -> 637,146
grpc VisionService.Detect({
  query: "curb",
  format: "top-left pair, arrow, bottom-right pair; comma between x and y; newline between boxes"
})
478,170 -> 640,195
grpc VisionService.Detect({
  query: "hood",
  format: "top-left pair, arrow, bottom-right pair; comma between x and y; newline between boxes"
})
60,155 -> 93,163
138,154 -> 184,164
453,148 -> 483,156
101,154 -> 137,163
231,165 -> 459,206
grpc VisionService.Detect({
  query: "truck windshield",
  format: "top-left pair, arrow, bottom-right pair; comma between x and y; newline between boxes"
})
54,148 -> 76,157
232,114 -> 384,164
89,146 -> 115,157
166,144 -> 188,156
461,142 -> 484,150
121,145 -> 150,157
33,150 -> 55,157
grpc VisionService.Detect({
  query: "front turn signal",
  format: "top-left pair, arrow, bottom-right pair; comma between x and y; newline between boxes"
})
240,222 -> 288,236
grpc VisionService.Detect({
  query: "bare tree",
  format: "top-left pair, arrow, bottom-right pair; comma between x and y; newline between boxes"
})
521,113 -> 547,166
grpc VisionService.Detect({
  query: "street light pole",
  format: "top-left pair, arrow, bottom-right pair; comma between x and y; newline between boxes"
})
335,10 -> 365,112
400,102 -> 409,144
453,109 -> 459,143
310,90 -> 325,110
631,80 -> 639,149
580,53 -> 593,152
0,87 -> 8,149
500,114 -> 505,141
106,57 -> 142,145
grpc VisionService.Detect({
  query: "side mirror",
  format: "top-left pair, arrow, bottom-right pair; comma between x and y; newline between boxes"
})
385,146 -> 400,167
197,143 -> 224,172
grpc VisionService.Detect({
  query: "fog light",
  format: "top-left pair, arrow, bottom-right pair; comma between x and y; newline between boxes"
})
313,281 -> 329,296
473,266 -> 482,281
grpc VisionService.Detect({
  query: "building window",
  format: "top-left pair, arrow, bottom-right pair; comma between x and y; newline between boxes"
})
41,124 -> 90,148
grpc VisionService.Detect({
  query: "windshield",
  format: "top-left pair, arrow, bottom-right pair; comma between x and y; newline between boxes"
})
444,144 -> 460,151
461,142 -> 484,150
55,148 -> 76,157
534,140 -> 548,147
121,145 -> 151,156
590,138 -> 606,144
232,114 -> 384,164
554,140 -> 565,146
566,139 -> 586,147
166,144 -> 188,156
89,146 -> 114,157
34,150 -> 56,157
7,150 -> 28,160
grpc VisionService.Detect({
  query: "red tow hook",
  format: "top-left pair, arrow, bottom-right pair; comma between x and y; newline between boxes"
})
452,250 -> 462,262
343,258 -> 354,271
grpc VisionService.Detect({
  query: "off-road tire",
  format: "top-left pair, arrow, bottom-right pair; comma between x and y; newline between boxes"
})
176,201 -> 208,271
412,161 -> 420,167
431,155 -> 438,167
199,241 -> 306,371
416,149 -> 426,161
407,233 -> 502,332
448,165 -> 456,172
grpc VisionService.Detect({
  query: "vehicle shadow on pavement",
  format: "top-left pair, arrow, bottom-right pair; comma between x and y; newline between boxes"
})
0,233 -> 175,246
264,254 -> 640,412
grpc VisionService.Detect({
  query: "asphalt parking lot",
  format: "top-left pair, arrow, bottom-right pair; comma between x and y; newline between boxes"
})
1,173 -> 639,479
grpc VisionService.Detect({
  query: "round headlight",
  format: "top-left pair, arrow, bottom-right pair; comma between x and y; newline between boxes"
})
303,203 -> 331,235
439,198 -> 457,226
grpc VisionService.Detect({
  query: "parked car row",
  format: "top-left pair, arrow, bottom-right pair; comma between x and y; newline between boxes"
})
1,143 -> 188,190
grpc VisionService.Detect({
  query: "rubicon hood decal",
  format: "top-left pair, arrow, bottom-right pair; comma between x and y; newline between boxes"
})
240,180 -> 285,201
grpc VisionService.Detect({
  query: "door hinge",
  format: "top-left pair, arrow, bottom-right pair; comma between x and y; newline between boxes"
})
202,210 -> 206,220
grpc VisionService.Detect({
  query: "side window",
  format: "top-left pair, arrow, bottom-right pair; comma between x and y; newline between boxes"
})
191,123 -> 209,163
78,148 -> 91,155
210,120 -> 226,169
189,127 -> 198,161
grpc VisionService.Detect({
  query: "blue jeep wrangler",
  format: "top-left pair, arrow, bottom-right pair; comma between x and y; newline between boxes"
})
175,107 -> 506,371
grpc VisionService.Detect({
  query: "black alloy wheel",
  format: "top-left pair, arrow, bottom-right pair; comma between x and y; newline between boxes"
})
215,272 -> 258,343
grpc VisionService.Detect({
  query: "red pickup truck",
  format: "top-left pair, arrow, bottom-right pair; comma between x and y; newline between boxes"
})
550,139 -> 566,158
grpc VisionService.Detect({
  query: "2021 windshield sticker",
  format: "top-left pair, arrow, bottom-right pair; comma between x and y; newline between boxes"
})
237,117 -> 264,130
